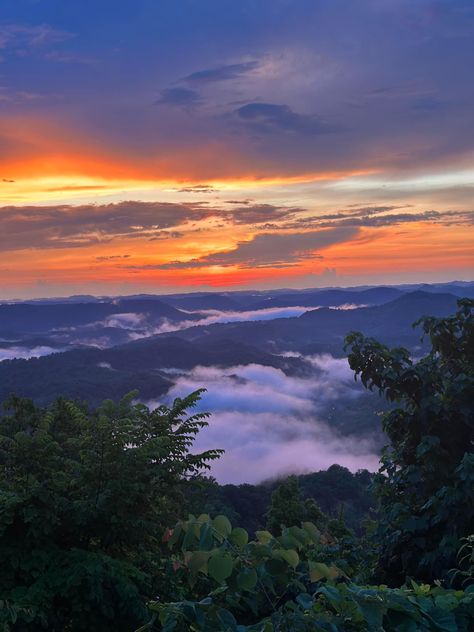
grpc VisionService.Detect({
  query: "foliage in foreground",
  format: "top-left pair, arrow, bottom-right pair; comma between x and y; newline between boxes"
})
143,514 -> 474,632
144,300 -> 474,630
0,299 -> 473,630
186,465 -> 374,537
0,390 -> 222,631
345,298 -> 474,584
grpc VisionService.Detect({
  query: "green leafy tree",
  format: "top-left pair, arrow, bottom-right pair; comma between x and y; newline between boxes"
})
265,476 -> 326,534
0,390 -> 222,631
143,514 -> 474,631
345,299 -> 474,584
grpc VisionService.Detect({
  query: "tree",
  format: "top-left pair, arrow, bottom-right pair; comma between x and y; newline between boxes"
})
345,299 -> 474,584
266,476 -> 326,534
146,513 -> 474,631
0,390 -> 222,631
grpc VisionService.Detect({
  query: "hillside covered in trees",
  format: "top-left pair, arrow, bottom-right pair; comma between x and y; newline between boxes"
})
0,300 -> 472,630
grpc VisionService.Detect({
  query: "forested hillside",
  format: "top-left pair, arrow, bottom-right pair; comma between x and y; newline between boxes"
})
0,299 -> 472,630
0,290 -> 460,453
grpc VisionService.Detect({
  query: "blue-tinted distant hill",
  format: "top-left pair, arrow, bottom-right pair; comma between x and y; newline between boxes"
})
169,291 -> 461,354
0,289 -> 462,407
0,284 -> 418,352
160,293 -> 246,311
0,297 -> 190,333
249,286 -> 404,309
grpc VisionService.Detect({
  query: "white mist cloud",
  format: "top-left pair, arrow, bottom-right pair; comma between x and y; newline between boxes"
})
102,312 -> 146,329
153,305 -> 314,334
153,303 -> 365,334
164,364 -> 316,414
0,345 -> 60,361
147,357 -> 379,484
3,304 -> 368,360
194,414 -> 379,484
97,361 -> 113,369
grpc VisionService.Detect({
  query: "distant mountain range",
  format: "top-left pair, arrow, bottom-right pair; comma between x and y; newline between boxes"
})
171,290 -> 460,355
1,281 -> 472,353
0,283 -> 469,408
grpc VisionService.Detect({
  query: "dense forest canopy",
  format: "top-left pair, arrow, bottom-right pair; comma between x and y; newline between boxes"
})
0,300 -> 472,630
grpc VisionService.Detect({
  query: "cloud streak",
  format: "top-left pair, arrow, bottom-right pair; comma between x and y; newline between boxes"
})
0,23 -> 72,52
0,201 -> 211,250
0,344 -> 60,362
158,227 -> 358,269
153,305 -> 317,334
235,103 -> 340,136
182,61 -> 259,84
155,87 -> 202,109
2,200 -> 470,254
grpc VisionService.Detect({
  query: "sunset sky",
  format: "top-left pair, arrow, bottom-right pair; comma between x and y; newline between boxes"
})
0,0 -> 473,298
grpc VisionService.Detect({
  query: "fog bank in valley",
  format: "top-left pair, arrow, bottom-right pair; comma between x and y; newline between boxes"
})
148,356 -> 380,484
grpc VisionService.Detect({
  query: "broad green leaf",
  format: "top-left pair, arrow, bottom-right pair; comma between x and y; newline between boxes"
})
216,608 -> 238,630
309,561 -> 340,582
278,534 -> 301,550
317,584 -> 344,607
425,608 -> 459,632
288,526 -> 309,545
188,550 -> 210,575
256,530 -> 273,544
229,527 -> 248,548
236,568 -> 258,591
213,515 -> 232,538
182,525 -> 196,550
278,548 -> 299,568
357,599 -> 385,629
208,552 -> 234,583
302,521 -> 320,544
197,513 -> 210,523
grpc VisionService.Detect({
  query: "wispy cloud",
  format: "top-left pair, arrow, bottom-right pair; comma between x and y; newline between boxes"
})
2,199 -> 471,271
153,305 -> 316,334
0,345 -> 60,362
155,87 -> 202,109
182,61 -> 259,84
0,201 -> 210,250
223,203 -> 301,224
0,23 -> 72,48
287,208 -> 474,231
157,227 -> 358,269
234,102 -> 340,135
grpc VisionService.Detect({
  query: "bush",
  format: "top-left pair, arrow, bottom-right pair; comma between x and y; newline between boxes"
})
0,390 -> 222,630
345,299 -> 474,583
141,514 -> 474,631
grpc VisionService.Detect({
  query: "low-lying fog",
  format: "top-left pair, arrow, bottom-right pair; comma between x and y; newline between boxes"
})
0,303 -> 364,357
146,354 -> 381,484
0,304 -> 381,484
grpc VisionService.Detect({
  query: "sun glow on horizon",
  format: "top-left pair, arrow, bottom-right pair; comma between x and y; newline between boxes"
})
0,0 -> 473,298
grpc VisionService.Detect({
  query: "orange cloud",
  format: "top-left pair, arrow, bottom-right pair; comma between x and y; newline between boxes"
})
1,218 -> 472,299
323,223 -> 474,274
0,115 -> 376,204
0,115 -> 472,298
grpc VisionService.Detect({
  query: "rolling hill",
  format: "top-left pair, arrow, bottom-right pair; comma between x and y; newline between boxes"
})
0,290 -> 462,406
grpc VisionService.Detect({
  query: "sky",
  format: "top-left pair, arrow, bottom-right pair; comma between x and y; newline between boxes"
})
0,0 -> 473,298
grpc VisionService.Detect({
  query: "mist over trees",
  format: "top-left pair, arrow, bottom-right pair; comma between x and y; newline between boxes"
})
0,300 -> 472,630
